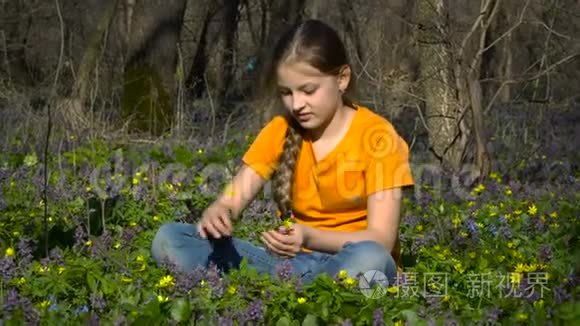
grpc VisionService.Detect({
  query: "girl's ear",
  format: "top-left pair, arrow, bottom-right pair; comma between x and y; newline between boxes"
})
337,65 -> 352,92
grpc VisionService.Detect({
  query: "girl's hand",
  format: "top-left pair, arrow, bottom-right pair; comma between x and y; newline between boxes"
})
198,202 -> 233,239
260,223 -> 305,258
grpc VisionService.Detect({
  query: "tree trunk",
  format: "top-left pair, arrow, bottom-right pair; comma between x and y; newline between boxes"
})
418,0 -> 465,172
61,0 -> 120,132
122,0 -> 187,136
215,0 -> 241,104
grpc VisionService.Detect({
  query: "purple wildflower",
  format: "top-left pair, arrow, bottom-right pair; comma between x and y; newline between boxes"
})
0,257 -> 16,282
499,226 -> 512,240
205,263 -> 224,297
487,224 -> 498,237
3,288 -> 22,315
485,308 -> 503,323
242,299 -> 264,323
538,244 -> 552,263
275,259 -> 294,281
75,304 -> 90,315
120,228 -> 136,249
49,247 -> 64,265
2,289 -> 39,323
174,267 -> 205,295
341,320 -> 353,326
89,313 -> 100,326
17,238 -> 35,266
554,284 -> 572,304
402,215 -> 420,228
90,294 -> 106,313
0,187 -> 6,211
411,236 -> 427,254
100,230 -> 113,249
218,316 -> 234,326
519,278 -> 541,303
74,225 -> 88,250
372,308 -> 384,326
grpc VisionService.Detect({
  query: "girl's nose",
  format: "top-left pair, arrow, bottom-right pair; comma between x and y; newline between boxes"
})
292,94 -> 306,110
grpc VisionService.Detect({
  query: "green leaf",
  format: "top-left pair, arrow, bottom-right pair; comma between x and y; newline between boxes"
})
276,316 -> 292,326
87,273 -> 98,293
170,298 -> 192,322
302,314 -> 318,326
400,309 -> 420,324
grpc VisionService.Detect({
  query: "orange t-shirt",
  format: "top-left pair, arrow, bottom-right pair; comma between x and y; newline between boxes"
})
242,104 -> 414,263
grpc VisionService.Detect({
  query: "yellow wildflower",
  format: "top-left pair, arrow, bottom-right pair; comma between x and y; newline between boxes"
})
507,242 -> 515,249
153,215 -> 160,222
504,188 -> 512,196
228,286 -> 237,295
387,286 -> 399,294
85,186 -> 92,192
122,276 -> 133,283
157,275 -> 175,288
525,263 -> 538,272
136,255 -> 145,262
129,221 -> 137,227
157,295 -> 170,303
5,247 -> 14,257
165,183 -> 174,191
514,263 -> 526,273
136,172 -> 142,177
16,277 -> 26,285
549,212 -> 557,218
452,216 -> 461,228
473,183 -> 485,194
528,204 -> 537,216
338,270 -> 348,280
283,218 -> 294,230
518,313 -> 528,321
489,171 -> 502,182
514,209 -> 522,215
37,265 -> 49,273
39,300 -> 51,309
85,240 -> 92,247
416,224 -> 423,232
132,178 -> 139,185
297,297 -> 307,304
58,266 -> 65,274
394,320 -> 404,326
343,277 -> 356,287
114,242 -> 121,249
509,272 -> 522,284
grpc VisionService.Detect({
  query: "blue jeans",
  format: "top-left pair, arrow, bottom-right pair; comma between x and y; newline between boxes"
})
151,222 -> 397,286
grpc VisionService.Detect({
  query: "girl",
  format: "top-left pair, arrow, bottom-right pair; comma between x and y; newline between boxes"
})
151,19 -> 414,286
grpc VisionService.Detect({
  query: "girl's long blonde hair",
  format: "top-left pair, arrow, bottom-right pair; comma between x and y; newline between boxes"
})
258,19 -> 356,219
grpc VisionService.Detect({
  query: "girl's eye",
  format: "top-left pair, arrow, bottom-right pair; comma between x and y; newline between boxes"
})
303,88 -> 316,95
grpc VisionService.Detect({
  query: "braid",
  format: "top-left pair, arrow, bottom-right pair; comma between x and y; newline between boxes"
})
273,119 -> 303,219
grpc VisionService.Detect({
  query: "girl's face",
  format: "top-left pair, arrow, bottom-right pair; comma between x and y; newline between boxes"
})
276,61 -> 350,133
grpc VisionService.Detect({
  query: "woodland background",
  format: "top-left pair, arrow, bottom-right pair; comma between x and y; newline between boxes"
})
1,0 -> 579,179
